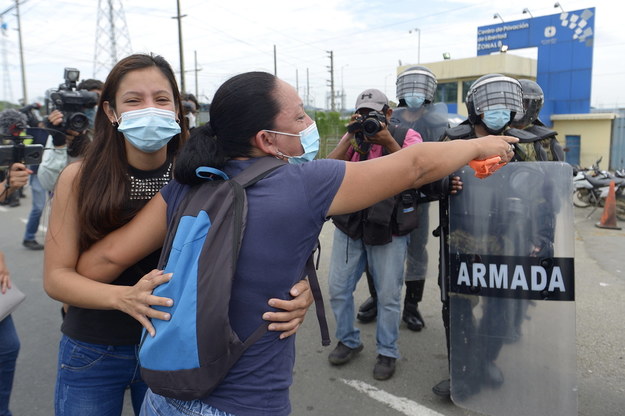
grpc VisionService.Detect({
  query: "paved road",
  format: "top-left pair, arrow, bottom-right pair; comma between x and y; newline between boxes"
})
2,193 -> 624,415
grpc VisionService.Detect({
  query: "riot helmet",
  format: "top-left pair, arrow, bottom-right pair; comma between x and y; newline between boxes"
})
511,79 -> 544,128
466,74 -> 523,134
396,66 -> 437,109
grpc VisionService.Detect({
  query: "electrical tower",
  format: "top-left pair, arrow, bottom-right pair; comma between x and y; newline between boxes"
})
93,0 -> 132,80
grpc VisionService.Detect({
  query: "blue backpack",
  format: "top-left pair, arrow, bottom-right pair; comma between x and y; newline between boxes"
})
139,157 -> 330,400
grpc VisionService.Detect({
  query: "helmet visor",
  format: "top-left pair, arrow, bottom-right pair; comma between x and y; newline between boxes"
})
471,76 -> 523,115
396,69 -> 437,102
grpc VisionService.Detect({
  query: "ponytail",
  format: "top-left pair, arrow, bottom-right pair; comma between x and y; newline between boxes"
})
174,124 -> 226,185
174,71 -> 281,184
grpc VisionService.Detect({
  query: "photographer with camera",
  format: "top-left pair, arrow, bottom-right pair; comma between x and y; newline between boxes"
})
0,109 -> 36,208
326,89 -> 422,380
10,103 -> 49,250
38,70 -> 101,194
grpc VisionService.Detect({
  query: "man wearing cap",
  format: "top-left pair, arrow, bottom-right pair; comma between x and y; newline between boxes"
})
326,89 -> 422,380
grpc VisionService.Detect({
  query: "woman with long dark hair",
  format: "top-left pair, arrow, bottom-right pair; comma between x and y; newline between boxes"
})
44,56 -> 311,416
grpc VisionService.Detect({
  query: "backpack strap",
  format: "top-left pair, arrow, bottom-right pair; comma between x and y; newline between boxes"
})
304,241 -> 331,346
233,156 -> 287,187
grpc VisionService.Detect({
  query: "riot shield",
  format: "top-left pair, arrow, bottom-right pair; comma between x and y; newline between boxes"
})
447,162 -> 576,416
391,104 -> 449,142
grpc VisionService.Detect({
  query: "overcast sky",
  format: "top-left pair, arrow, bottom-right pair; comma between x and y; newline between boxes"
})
0,0 -> 621,110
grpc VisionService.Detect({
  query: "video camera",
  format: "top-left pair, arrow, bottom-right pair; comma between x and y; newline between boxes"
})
46,67 -> 98,133
347,111 -> 387,137
0,109 -> 43,168
0,139 -> 44,168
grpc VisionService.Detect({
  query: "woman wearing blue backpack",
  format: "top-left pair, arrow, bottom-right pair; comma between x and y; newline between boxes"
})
43,56 -> 313,416
77,71 -> 517,416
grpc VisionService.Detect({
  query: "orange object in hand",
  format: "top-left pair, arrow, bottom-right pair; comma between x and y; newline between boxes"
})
468,156 -> 506,179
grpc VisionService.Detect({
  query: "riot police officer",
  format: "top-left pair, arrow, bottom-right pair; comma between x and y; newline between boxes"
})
427,74 -> 574,416
510,79 -> 565,162
433,74 -> 527,398
357,66 -> 448,332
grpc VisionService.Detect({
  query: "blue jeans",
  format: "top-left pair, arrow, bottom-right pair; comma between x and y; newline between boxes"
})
55,335 -> 147,416
23,174 -> 46,241
404,203 -> 429,282
140,390 -> 234,416
0,316 -> 20,416
328,228 -> 408,359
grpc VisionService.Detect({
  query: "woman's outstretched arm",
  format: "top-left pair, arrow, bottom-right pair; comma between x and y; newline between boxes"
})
329,135 -> 517,216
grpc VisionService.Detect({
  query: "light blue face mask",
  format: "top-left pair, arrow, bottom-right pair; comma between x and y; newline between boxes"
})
264,122 -> 320,164
116,107 -> 181,153
404,93 -> 426,109
482,108 -> 511,132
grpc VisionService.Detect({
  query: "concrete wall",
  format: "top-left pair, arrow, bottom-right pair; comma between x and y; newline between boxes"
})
552,113 -> 616,168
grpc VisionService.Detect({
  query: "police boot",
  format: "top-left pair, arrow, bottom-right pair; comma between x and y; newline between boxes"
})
402,280 -> 425,331
357,267 -> 377,323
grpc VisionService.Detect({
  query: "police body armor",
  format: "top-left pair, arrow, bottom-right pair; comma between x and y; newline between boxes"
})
444,122 -> 559,162
525,122 -> 565,161
445,162 -> 576,415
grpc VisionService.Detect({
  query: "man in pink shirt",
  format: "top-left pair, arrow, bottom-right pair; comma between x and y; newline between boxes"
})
326,89 -> 421,380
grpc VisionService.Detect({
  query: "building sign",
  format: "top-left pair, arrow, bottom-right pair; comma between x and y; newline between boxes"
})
477,8 -> 595,126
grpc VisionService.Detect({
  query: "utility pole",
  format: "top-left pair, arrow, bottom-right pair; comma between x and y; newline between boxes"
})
273,45 -> 277,76
306,68 -> 310,107
172,0 -> 186,93
194,50 -> 199,98
14,0 -> 26,103
183,51 -> 202,98
326,50 -> 335,111
295,69 -> 299,96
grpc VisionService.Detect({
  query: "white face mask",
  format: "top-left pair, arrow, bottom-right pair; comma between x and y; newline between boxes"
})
263,122 -> 320,164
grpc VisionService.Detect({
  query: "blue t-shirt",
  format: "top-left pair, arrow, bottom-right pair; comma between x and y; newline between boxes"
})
161,158 -> 345,416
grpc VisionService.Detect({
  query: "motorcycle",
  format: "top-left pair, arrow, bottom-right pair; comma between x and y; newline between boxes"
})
573,157 -> 625,220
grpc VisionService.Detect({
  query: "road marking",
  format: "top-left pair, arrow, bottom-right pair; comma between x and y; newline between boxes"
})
340,379 -> 445,416
19,217 -> 47,233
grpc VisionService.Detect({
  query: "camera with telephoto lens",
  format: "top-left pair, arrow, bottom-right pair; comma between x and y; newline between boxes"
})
347,111 -> 387,137
46,68 -> 98,133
